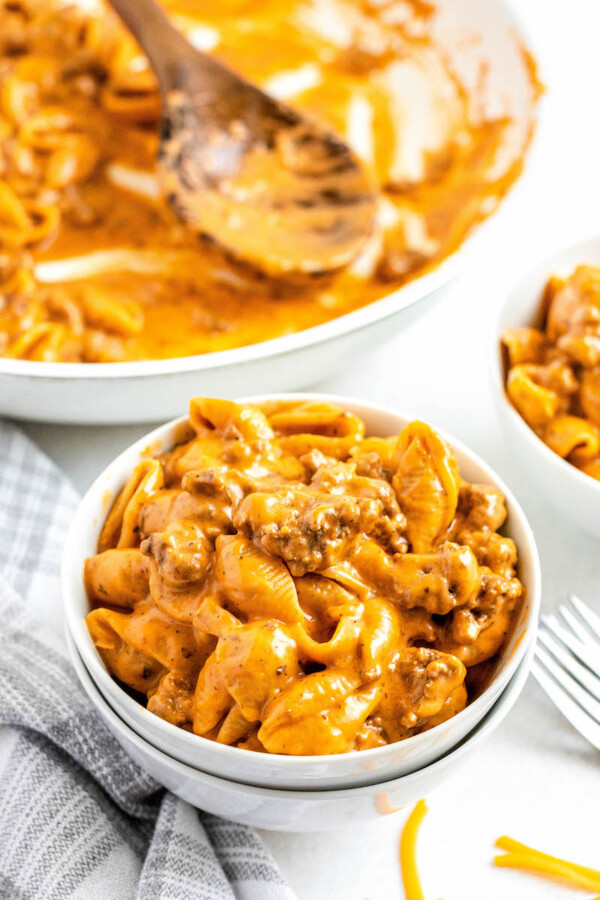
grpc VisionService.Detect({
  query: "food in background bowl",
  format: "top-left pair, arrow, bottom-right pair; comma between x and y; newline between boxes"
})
495,239 -> 600,540
0,0 -> 538,363
84,397 -> 525,756
502,265 -> 600,482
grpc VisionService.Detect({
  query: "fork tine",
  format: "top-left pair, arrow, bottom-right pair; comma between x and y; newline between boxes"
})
535,645 -> 600,724
538,627 -> 600,702
532,659 -> 600,751
559,605 -> 598,647
542,614 -> 600,680
569,594 -> 600,643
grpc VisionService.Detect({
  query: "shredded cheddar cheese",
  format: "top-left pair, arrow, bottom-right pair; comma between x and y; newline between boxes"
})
399,799 -> 428,900
397,809 -> 600,899
495,836 -> 600,892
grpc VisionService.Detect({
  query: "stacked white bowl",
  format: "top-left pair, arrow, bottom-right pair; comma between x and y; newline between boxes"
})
62,396 -> 541,831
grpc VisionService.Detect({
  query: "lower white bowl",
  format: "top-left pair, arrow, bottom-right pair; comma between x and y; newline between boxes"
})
63,394 -> 540,790
494,235 -> 600,539
66,628 -> 533,831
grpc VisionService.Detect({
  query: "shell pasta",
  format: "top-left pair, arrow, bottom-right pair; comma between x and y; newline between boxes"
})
85,398 -> 524,755
502,265 -> 600,482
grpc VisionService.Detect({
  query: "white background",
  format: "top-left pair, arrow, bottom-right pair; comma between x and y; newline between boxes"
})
23,0 -> 600,896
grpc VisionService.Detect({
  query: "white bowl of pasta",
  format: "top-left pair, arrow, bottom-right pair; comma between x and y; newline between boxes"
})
495,236 -> 600,539
0,0 -> 540,424
62,394 -> 540,790
65,625 -> 533,831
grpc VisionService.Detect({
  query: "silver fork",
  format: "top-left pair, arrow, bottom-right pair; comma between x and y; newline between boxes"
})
532,594 -> 600,750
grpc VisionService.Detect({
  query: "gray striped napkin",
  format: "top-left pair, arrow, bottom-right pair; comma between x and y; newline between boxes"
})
0,422 -> 295,900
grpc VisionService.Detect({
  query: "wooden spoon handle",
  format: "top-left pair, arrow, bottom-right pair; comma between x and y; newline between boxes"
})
108,0 -> 198,90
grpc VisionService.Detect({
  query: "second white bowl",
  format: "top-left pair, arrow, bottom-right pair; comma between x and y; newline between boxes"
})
494,236 -> 600,539
62,394 -> 540,790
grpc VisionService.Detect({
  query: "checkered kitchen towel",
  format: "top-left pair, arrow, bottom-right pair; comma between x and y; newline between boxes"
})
0,422 -> 296,900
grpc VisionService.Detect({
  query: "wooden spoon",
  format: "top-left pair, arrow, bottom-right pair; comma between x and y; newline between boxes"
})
108,0 -> 378,278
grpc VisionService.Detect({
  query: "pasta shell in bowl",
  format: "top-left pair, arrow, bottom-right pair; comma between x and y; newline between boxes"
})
62,394 -> 540,790
495,236 -> 600,538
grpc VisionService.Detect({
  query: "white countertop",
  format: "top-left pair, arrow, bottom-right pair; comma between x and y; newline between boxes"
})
21,0 -> 600,896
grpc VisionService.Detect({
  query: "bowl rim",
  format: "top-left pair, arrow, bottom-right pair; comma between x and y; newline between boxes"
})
66,625 -> 534,800
62,391 -> 541,771
492,234 -> 600,500
0,0 -> 543,384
